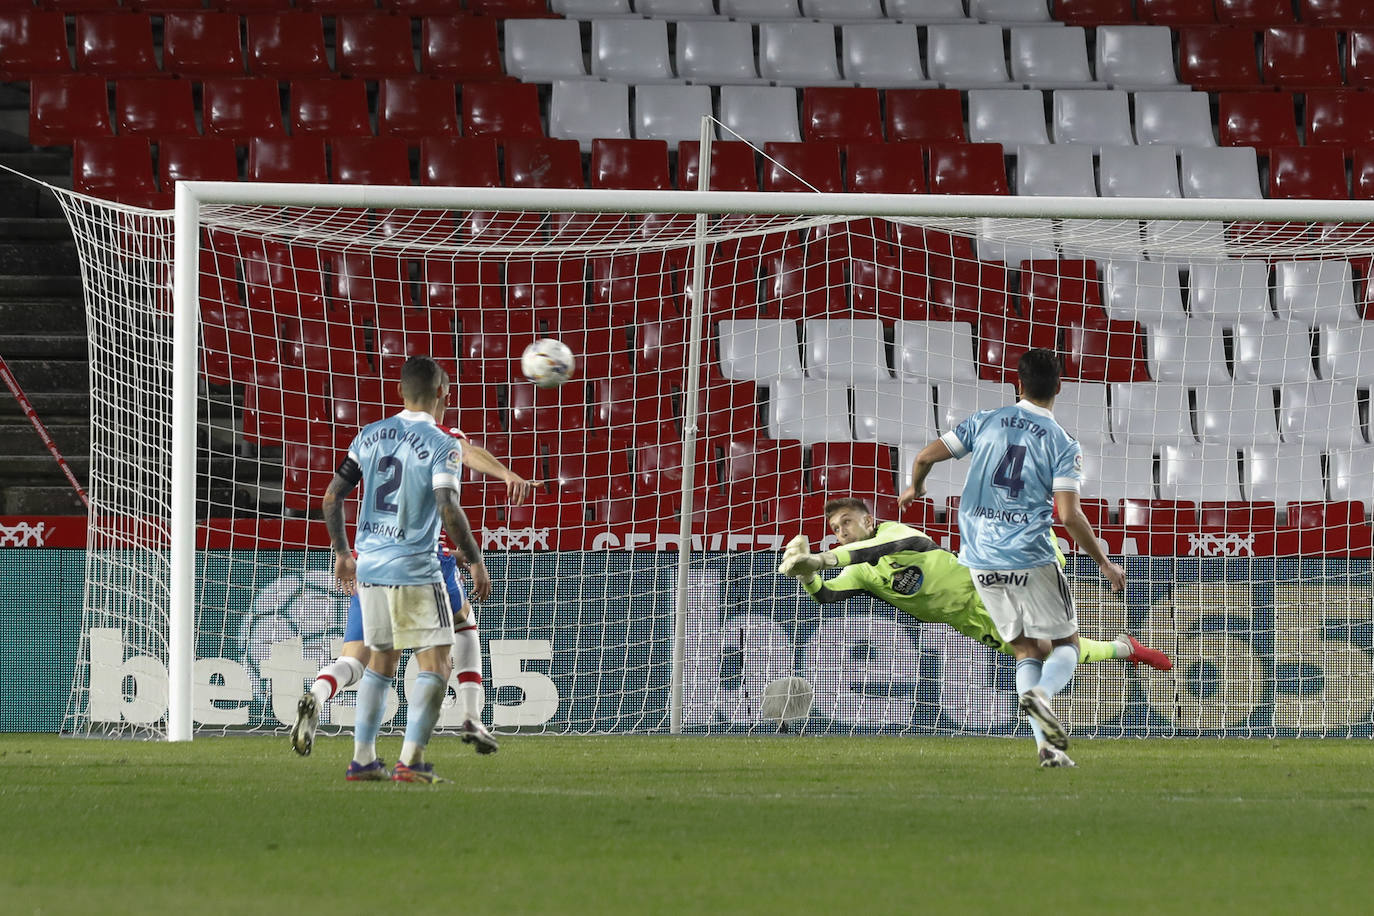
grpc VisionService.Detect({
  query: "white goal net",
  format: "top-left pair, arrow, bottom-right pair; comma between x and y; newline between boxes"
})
52,167 -> 1374,741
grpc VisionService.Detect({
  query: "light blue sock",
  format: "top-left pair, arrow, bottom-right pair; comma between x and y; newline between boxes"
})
401,671 -> 447,764
1015,658 -> 1045,745
1038,644 -> 1079,698
353,668 -> 391,764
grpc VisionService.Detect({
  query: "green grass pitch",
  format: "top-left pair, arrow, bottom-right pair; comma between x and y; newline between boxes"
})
2,734 -> 1372,916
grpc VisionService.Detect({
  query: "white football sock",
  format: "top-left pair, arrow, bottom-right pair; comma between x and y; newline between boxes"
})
454,615 -> 485,723
310,656 -> 365,706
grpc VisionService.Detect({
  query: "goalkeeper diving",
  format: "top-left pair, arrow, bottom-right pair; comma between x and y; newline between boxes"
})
777,497 -> 1171,671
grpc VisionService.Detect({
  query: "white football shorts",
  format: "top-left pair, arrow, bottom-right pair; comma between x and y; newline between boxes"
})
968,563 -> 1078,642
357,582 -> 456,652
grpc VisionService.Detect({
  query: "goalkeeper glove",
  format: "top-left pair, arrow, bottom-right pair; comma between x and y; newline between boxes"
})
777,536 -> 837,583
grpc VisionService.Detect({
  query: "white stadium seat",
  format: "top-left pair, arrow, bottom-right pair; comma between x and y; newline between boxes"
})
1133,91 -> 1216,147
899,442 -> 970,504
1273,260 -> 1360,326
853,380 -> 938,446
933,379 -> 1016,433
636,0 -> 719,17
1146,321 -> 1232,386
1016,143 -> 1097,197
549,80 -> 632,151
1230,320 -> 1314,386
1102,260 -> 1188,325
1328,448 -> 1374,508
1052,89 -> 1132,148
1243,445 -> 1326,506
1079,441 -> 1156,503
504,20 -> 592,83
893,320 -> 978,381
1110,382 -> 1194,445
767,378 -> 851,443
970,0 -> 1054,24
634,84 -> 713,146
1279,381 -> 1365,449
1187,261 -> 1271,325
1158,443 -> 1243,503
1095,25 -> 1185,91
804,319 -> 890,383
1053,382 -> 1110,446
1180,146 -> 1263,200
968,89 -> 1049,146
841,24 -> 937,88
758,22 -> 847,86
1098,145 -> 1181,198
553,0 -> 636,15
676,21 -> 770,85
592,20 -> 679,83
718,319 -> 804,381
720,0 -> 802,18
803,0 -> 884,21
1011,28 -> 1105,91
926,24 -> 1020,89
886,0 -> 970,22
1320,322 -> 1374,386
1195,383 -> 1281,447
718,86 -> 801,143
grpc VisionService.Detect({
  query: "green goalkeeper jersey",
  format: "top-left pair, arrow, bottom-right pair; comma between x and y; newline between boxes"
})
800,520 -> 1009,652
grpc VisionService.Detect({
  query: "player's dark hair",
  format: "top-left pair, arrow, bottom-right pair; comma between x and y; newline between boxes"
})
823,497 -> 872,519
1017,348 -> 1061,401
400,355 -> 445,402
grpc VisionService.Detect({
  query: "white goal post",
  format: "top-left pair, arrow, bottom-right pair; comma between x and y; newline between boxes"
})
53,141 -> 1374,742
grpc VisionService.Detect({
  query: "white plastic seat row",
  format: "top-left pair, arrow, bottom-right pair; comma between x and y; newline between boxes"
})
551,81 -> 802,148
719,319 -> 979,385
1105,260 -> 1360,327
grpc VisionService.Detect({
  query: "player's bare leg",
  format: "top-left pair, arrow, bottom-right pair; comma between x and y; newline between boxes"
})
293,641 -> 370,757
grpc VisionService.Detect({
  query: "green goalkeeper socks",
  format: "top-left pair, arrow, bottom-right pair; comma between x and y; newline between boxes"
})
1077,637 -> 1125,664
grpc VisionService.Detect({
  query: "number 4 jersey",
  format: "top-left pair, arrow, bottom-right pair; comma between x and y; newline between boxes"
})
348,409 -> 464,585
941,400 -> 1082,571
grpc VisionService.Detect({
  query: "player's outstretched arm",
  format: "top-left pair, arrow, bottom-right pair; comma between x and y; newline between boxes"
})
322,462 -> 360,592
898,439 -> 953,510
462,443 -> 540,506
1053,490 -> 1126,592
436,486 -> 490,600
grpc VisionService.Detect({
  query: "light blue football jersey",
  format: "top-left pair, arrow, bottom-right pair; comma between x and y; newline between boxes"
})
349,409 -> 463,585
940,400 -> 1082,571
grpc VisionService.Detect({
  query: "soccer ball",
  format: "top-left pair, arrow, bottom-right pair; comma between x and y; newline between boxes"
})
520,338 -> 576,389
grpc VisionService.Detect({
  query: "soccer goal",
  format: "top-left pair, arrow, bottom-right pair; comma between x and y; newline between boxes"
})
50,143 -> 1374,742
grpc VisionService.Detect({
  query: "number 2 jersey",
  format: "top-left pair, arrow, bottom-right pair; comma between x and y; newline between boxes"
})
940,400 -> 1082,571
348,409 -> 464,586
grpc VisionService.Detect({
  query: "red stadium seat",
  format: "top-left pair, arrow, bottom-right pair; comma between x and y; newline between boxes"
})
73,136 -> 165,207
1354,148 -> 1374,200
1200,500 -> 1277,529
1305,90 -> 1374,148
330,372 -> 390,432
846,143 -> 925,194
1062,317 -> 1150,383
1298,0 -> 1374,25
29,75 -> 111,147
978,315 -> 1056,383
1262,26 -> 1342,89
203,78 -> 284,141
334,250 -> 409,316
246,14 -> 331,79
677,140 -> 758,191
379,78 -> 459,141
114,79 -> 198,138
336,13 -> 416,79
1217,0 -> 1295,24
422,255 -> 503,320
723,438 -> 805,498
927,143 -> 1008,196
803,87 -> 882,143
76,13 -> 161,78
299,0 -> 377,10
762,142 -> 843,194
697,383 -> 760,441
247,136 -> 329,183
462,82 -> 543,139
509,381 -> 588,435
761,228 -> 848,320
332,137 -> 412,186
162,12 -> 244,78
1020,260 -> 1106,326
213,0 -> 290,10
591,139 -> 671,190
419,137 -> 498,193
231,236 -> 330,318
1137,0 -> 1215,23
291,80 -> 371,137
422,16 -> 507,81
1218,91 -> 1300,147
560,326 -> 634,380
506,258 -> 586,313
1178,27 -> 1263,91
505,138 -> 583,188
636,317 -> 691,376
589,249 -> 686,323
1053,0 -> 1135,24
1121,499 -> 1199,532
885,89 -> 964,144
590,375 -> 676,442
0,12 -> 70,81
160,137 -> 239,189
282,440 -> 343,510
1348,29 -> 1374,89
810,442 -> 897,497
1268,146 -> 1349,199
